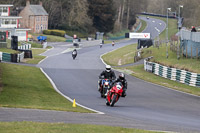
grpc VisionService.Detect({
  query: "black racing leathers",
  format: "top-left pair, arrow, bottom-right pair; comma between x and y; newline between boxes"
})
99,70 -> 116,80
113,78 -> 127,97
114,78 -> 127,90
98,70 -> 116,90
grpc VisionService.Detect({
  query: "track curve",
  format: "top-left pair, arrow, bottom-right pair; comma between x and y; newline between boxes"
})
37,17 -> 200,132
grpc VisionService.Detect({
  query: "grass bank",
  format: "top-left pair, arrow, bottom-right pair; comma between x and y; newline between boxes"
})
0,63 -> 91,113
102,16 -> 200,96
142,15 -> 178,40
0,121 -> 161,133
137,19 -> 147,33
22,48 -> 46,64
102,44 -> 137,66
142,45 -> 200,73
30,33 -> 66,42
116,65 -> 200,96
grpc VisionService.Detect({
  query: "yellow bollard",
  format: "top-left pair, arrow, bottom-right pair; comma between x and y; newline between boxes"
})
72,99 -> 76,107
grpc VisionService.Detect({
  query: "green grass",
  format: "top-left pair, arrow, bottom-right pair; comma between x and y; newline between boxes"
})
29,41 -> 43,48
102,16 -> 200,96
102,16 -> 178,67
102,44 -> 137,66
0,63 -> 91,113
0,121 -> 161,133
23,48 -> 46,64
142,15 -> 178,40
106,29 -> 129,38
116,65 -> 200,96
137,19 -> 147,33
30,33 -> 66,42
142,45 -> 200,73
0,48 -> 19,54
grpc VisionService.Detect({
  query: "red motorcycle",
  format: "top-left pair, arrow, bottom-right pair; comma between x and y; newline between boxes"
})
106,82 -> 123,107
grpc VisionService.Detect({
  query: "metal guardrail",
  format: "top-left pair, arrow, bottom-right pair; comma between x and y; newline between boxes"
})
0,52 -> 25,63
144,58 -> 200,87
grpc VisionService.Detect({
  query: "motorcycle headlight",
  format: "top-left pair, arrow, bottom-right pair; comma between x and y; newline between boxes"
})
105,82 -> 109,86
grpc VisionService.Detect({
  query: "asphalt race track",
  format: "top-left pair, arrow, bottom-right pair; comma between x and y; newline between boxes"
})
1,17 -> 200,133
37,17 -> 200,132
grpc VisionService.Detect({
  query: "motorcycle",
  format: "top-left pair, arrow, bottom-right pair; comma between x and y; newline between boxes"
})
99,79 -> 111,98
100,43 -> 103,48
106,82 -> 123,107
72,50 -> 77,60
112,41 -> 115,46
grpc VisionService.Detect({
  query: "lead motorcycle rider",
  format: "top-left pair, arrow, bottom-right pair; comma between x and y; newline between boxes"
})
98,65 -> 116,93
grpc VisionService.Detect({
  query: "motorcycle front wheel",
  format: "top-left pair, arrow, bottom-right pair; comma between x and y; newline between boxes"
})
110,94 -> 118,107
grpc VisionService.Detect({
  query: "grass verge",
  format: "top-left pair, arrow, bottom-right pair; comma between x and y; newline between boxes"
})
0,48 -> 19,54
0,121 -> 161,133
30,33 -> 66,42
102,44 -> 137,66
137,19 -> 147,33
142,45 -> 200,73
142,15 -> 178,40
23,48 -> 46,64
0,63 -> 92,113
116,65 -> 200,96
102,16 -> 200,96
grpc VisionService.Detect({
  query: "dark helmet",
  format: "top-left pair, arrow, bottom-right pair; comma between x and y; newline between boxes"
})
119,73 -> 125,80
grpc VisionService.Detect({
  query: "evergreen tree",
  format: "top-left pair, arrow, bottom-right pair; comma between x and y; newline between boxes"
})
88,0 -> 116,33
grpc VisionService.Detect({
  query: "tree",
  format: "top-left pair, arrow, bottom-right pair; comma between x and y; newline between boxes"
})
88,0 -> 116,33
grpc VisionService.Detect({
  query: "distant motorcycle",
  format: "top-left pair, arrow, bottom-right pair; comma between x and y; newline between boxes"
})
106,82 -> 123,107
99,79 -> 111,98
72,49 -> 77,60
112,41 -> 115,46
100,43 -> 103,48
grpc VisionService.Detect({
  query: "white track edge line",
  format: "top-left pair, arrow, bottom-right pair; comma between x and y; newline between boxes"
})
40,67 -> 104,115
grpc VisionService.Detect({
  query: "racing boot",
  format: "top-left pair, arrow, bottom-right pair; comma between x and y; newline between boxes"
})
105,89 -> 109,96
122,90 -> 126,97
98,81 -> 101,92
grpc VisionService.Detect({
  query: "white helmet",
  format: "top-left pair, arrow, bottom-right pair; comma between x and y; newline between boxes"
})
105,65 -> 111,72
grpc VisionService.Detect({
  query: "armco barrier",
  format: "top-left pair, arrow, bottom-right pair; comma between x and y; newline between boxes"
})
0,52 -> 25,63
144,58 -> 200,87
2,53 -> 11,62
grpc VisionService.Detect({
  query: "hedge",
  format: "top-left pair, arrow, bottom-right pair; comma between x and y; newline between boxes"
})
43,30 -> 66,37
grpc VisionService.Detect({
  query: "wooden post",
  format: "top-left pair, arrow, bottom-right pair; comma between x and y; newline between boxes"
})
197,48 -> 198,59
182,47 -> 184,57
186,46 -> 187,58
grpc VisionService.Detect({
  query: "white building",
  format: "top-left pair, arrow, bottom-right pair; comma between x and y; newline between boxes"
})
0,4 -> 30,41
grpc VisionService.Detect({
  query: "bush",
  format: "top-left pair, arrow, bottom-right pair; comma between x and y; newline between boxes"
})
43,30 -> 66,37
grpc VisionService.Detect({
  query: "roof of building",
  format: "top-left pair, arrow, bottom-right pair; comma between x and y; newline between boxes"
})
29,5 -> 48,16
0,5 -> 13,7
0,16 -> 22,19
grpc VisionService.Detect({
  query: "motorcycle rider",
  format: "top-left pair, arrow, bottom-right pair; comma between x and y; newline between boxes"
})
72,49 -> 77,60
113,73 -> 127,97
98,65 -> 116,92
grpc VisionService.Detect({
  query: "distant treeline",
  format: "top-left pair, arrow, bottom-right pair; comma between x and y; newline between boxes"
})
1,0 -> 199,34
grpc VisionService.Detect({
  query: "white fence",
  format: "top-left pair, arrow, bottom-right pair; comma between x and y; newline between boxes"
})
18,43 -> 31,50
180,29 -> 200,42
17,52 -> 24,62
